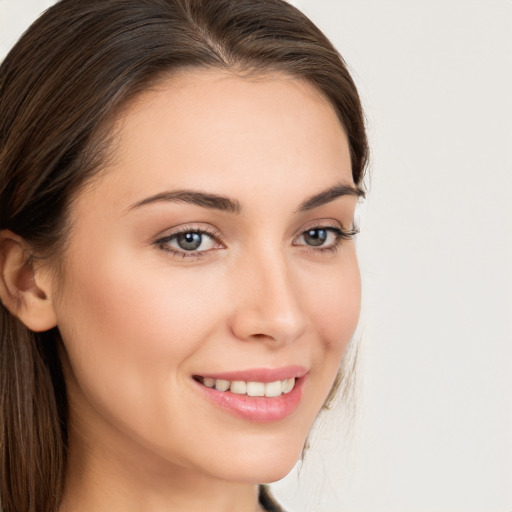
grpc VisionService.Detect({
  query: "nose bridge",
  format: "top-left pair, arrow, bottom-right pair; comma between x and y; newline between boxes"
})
231,243 -> 307,344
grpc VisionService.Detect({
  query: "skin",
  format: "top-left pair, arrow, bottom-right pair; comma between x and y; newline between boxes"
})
41,70 -> 361,512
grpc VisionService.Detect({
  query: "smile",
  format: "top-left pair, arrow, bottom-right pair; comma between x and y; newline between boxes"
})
193,367 -> 306,422
195,376 -> 296,397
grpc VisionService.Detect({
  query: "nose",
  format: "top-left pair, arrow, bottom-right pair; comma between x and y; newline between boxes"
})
229,251 -> 307,346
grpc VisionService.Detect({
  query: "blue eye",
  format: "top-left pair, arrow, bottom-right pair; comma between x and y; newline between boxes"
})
294,224 -> 358,252
176,232 -> 204,251
156,229 -> 219,255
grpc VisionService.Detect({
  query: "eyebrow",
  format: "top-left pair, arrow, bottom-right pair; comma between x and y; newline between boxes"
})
128,190 -> 242,214
127,182 -> 363,215
296,182 -> 364,212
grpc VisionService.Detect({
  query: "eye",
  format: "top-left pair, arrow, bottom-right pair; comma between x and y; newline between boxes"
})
301,228 -> 331,246
293,223 -> 358,252
295,227 -> 340,248
174,231 -> 211,251
154,227 -> 222,257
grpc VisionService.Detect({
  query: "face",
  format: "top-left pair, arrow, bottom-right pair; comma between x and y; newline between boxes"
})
51,70 -> 361,485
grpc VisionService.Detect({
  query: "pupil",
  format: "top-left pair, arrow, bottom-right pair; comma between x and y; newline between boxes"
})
177,232 -> 202,250
304,229 -> 327,246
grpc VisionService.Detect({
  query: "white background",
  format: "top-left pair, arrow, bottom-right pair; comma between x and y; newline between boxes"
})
1,1 -> 511,511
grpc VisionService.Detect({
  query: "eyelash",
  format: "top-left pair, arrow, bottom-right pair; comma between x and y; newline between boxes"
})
294,223 -> 359,255
153,223 -> 359,260
154,225 -> 224,259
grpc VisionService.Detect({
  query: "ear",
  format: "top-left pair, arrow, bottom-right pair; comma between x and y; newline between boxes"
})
0,230 -> 58,332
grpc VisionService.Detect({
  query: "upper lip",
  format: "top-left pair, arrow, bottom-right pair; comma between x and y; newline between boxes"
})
195,365 -> 307,383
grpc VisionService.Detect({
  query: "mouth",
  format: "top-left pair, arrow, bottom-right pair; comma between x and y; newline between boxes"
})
193,375 -> 296,397
192,367 -> 307,422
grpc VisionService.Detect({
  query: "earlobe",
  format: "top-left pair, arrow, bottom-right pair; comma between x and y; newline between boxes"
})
0,230 -> 58,332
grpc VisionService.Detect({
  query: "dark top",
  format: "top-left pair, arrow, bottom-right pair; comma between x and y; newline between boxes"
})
258,485 -> 285,512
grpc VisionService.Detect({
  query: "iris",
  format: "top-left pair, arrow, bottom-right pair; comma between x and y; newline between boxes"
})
303,228 -> 327,246
177,232 -> 203,250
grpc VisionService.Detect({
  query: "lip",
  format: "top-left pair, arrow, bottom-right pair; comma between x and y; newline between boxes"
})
193,366 -> 307,422
196,365 -> 307,383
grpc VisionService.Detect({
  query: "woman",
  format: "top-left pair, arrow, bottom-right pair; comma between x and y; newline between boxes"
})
0,1 -> 368,511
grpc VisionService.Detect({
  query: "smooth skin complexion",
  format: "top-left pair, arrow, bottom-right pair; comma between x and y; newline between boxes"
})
17,70 -> 361,512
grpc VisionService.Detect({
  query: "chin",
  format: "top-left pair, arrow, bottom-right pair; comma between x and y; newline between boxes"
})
218,459 -> 299,485
203,434 -> 306,485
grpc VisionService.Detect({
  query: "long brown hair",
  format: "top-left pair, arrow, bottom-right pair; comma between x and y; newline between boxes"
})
0,1 -> 368,510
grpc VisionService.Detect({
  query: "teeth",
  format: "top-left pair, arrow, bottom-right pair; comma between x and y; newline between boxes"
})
282,378 -> 295,394
201,377 -> 296,397
265,380 -> 282,398
247,381 -> 265,397
203,377 -> 215,388
230,381 -> 247,394
214,379 -> 230,392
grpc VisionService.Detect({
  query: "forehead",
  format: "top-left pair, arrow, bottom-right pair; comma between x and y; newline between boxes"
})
77,69 -> 353,214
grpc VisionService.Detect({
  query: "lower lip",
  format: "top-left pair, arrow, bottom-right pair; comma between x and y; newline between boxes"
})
195,377 -> 305,422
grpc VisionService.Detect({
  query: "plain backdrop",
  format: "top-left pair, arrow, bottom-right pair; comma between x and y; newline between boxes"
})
1,1 -> 511,511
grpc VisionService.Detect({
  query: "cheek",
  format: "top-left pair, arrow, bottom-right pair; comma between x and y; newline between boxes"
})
306,250 -> 361,352
54,247 -> 223,410
54,247 -> 237,465
59,243 -> 216,341
301,248 -> 361,407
